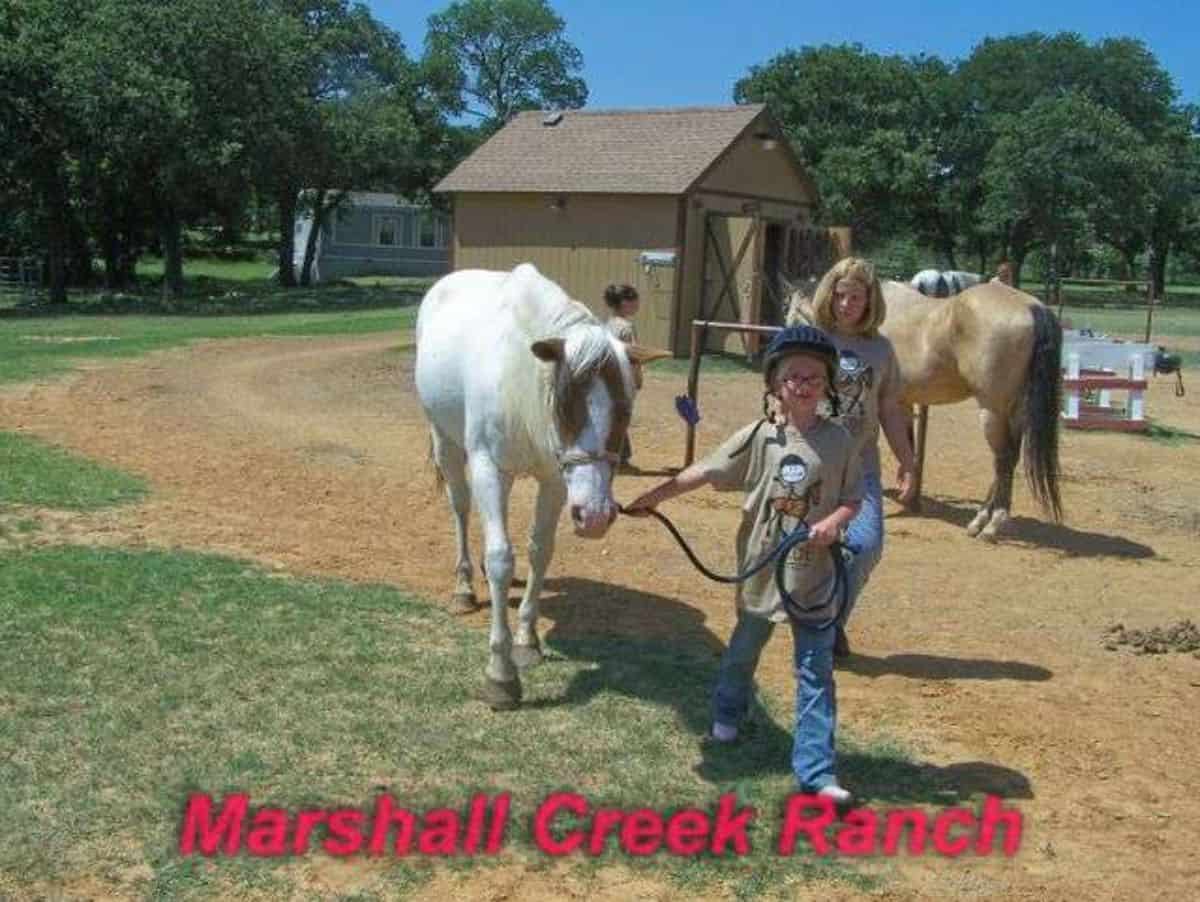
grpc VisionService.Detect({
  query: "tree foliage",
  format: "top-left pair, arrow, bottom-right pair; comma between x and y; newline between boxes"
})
0,0 -> 461,299
738,33 -> 1198,285
424,0 -> 587,131
734,44 -> 945,246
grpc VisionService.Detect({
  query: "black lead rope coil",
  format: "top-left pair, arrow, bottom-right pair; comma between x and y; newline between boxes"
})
628,505 -> 849,632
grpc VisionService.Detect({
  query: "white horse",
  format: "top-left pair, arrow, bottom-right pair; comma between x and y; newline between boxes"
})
911,269 -> 983,298
415,264 -> 668,709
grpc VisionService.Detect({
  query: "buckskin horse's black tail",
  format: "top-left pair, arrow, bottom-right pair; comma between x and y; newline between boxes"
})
1022,304 -> 1064,521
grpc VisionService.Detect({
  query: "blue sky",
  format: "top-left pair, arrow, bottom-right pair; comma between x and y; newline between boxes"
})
367,0 -> 1198,111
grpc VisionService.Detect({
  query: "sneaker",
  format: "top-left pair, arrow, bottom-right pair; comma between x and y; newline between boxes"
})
816,782 -> 853,806
833,626 -> 851,659
711,722 -> 738,742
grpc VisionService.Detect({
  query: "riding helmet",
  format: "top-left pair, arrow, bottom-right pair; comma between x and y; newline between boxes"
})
763,325 -> 838,386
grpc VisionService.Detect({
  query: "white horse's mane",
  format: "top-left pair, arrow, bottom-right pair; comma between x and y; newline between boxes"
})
501,265 -> 625,456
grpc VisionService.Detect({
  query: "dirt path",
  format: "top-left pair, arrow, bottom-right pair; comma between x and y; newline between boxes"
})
2,334 -> 1198,900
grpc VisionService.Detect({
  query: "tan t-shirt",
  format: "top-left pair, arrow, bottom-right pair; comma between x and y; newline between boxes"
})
695,418 -> 863,623
822,333 -> 903,475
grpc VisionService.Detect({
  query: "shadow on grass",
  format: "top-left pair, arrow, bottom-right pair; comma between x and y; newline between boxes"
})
533,577 -> 1033,806
0,279 -> 425,319
651,350 -> 761,376
1144,422 -> 1200,444
891,492 -> 1157,559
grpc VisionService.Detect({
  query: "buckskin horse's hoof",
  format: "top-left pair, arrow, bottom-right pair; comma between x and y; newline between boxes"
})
511,641 -> 543,671
478,676 -> 523,711
450,592 -> 480,615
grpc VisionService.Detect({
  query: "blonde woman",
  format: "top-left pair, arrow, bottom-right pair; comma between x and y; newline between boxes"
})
801,258 -> 917,657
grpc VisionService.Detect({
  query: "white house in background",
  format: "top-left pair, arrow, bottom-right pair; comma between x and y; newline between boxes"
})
292,192 -> 452,282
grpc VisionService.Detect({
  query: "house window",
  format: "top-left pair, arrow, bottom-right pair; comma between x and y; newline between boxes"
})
418,212 -> 437,248
375,216 -> 399,246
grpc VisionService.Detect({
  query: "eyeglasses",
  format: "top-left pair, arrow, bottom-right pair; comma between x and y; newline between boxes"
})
780,373 -> 826,389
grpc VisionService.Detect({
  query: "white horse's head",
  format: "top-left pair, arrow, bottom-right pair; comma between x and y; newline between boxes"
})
531,331 -> 668,537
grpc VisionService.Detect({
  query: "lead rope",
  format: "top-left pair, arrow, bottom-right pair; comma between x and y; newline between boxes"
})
622,504 -> 849,631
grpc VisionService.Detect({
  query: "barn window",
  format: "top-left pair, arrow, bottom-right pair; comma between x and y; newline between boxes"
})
401,210 -> 416,247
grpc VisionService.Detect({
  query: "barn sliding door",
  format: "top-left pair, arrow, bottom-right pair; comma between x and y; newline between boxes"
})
699,213 -> 761,355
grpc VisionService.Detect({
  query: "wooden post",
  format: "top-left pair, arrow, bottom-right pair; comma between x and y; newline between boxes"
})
684,321 -> 704,466
911,404 -> 929,512
1143,281 -> 1157,344
682,320 -> 784,468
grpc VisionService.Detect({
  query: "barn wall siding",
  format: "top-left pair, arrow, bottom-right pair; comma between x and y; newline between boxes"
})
698,131 -> 814,205
451,193 -> 679,350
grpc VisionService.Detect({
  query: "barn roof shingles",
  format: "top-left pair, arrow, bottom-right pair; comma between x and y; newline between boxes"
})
434,104 -> 767,195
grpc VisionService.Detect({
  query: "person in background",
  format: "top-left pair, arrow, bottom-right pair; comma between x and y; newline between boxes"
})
603,283 -> 642,467
802,258 -> 917,659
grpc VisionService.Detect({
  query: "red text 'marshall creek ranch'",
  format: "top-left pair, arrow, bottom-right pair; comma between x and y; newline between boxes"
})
179,792 -> 1023,858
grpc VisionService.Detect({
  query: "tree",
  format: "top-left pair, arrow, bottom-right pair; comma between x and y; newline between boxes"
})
0,0 -> 91,302
948,33 -> 1180,273
424,0 -> 587,130
734,44 -> 949,248
54,0 -> 307,297
981,92 -> 1149,287
252,0 -> 445,287
1144,110 -> 1200,297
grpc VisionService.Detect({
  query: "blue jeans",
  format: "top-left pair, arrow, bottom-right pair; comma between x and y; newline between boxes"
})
711,611 -> 839,790
837,469 -> 883,628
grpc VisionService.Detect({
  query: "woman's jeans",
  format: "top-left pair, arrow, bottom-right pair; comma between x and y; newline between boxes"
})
838,469 -> 883,628
711,612 -> 838,790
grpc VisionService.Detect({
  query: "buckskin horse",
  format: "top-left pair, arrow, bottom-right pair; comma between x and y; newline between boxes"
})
416,264 -> 668,709
787,279 -> 1063,540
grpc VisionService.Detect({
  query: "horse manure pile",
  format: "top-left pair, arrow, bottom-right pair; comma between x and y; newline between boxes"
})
1103,620 -> 1200,657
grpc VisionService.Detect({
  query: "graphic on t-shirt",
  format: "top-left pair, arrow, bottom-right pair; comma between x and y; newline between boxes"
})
764,453 -> 821,566
834,349 -> 874,437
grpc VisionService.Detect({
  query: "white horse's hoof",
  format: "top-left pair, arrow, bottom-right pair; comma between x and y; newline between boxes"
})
511,641 -> 543,671
478,676 -> 522,710
966,511 -> 989,537
450,592 -> 480,615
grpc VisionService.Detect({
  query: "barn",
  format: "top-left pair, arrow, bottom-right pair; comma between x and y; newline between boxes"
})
434,104 -> 840,356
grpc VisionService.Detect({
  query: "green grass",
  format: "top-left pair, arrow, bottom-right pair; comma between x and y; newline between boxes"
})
135,259 -> 438,296
0,544 -> 980,899
0,307 -> 416,384
1053,304 -> 1200,341
344,275 -> 438,293
137,257 -> 275,282
0,432 -> 148,509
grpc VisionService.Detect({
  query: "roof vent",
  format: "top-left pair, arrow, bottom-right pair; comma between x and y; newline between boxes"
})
542,111 -> 564,127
